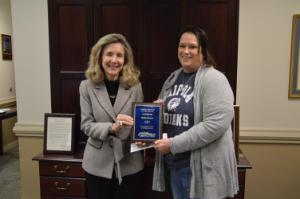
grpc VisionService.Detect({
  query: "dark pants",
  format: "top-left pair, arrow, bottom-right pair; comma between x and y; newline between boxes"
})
85,171 -> 143,199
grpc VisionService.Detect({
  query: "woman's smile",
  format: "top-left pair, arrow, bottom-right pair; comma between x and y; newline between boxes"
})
102,43 -> 125,80
178,32 -> 203,73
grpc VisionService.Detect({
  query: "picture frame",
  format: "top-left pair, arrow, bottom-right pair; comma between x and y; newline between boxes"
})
289,14 -> 300,98
44,113 -> 75,154
1,34 -> 12,60
132,102 -> 163,142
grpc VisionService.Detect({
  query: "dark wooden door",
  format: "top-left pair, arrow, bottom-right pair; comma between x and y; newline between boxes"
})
48,0 -> 239,155
48,0 -> 239,198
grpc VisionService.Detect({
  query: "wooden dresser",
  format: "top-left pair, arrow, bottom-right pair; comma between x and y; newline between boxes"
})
33,153 -> 86,199
33,151 -> 251,199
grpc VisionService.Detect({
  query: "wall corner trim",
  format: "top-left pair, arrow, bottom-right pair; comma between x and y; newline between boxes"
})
13,122 -> 44,137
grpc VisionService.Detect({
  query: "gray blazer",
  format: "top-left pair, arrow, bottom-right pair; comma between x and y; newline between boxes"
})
79,79 -> 144,183
152,66 -> 239,199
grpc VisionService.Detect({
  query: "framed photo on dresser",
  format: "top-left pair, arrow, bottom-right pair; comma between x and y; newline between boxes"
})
43,113 -> 75,154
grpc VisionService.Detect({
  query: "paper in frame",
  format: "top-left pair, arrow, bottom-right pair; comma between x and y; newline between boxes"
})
43,113 -> 75,154
132,102 -> 163,142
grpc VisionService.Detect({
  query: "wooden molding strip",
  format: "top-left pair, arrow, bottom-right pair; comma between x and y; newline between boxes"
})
13,123 -> 44,137
240,128 -> 300,144
0,97 -> 16,107
13,122 -> 300,144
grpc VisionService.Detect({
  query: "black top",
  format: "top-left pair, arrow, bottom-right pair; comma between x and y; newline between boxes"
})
163,71 -> 196,168
104,79 -> 119,106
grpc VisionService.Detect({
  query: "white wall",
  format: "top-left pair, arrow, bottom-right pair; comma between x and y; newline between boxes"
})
0,0 -> 15,102
9,0 -> 300,131
9,0 -> 300,198
11,0 -> 51,123
237,0 -> 300,136
9,0 -> 300,136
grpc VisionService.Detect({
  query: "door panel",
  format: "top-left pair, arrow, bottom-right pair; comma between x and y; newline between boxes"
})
94,0 -> 139,51
49,0 -> 92,115
49,0 -> 93,150
58,5 -> 89,70
142,0 -> 182,101
188,0 -> 239,91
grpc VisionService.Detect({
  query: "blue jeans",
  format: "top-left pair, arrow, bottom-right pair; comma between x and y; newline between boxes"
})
169,167 -> 192,199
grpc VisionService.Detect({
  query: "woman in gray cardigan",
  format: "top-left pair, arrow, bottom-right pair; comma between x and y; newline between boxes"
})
153,26 -> 239,199
80,33 -> 144,199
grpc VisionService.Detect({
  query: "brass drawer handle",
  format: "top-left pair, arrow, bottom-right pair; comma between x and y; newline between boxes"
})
53,165 -> 70,174
54,181 -> 71,191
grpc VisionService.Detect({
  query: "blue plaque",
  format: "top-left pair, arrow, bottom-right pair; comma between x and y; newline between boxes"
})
133,103 -> 163,142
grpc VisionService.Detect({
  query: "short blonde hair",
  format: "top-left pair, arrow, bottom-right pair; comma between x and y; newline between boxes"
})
85,33 -> 140,88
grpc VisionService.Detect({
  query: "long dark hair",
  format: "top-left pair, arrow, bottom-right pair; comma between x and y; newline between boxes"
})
178,25 -> 216,67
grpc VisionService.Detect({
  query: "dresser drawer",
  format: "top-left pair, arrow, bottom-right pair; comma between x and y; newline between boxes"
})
40,176 -> 86,197
40,162 -> 84,177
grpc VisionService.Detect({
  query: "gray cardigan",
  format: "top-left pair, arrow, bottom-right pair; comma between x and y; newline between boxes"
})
152,66 -> 239,199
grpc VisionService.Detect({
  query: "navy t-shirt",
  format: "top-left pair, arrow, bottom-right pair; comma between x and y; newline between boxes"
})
163,71 -> 196,168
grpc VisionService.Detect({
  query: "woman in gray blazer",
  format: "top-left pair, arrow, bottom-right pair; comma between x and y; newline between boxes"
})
152,26 -> 239,199
79,33 -> 144,199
